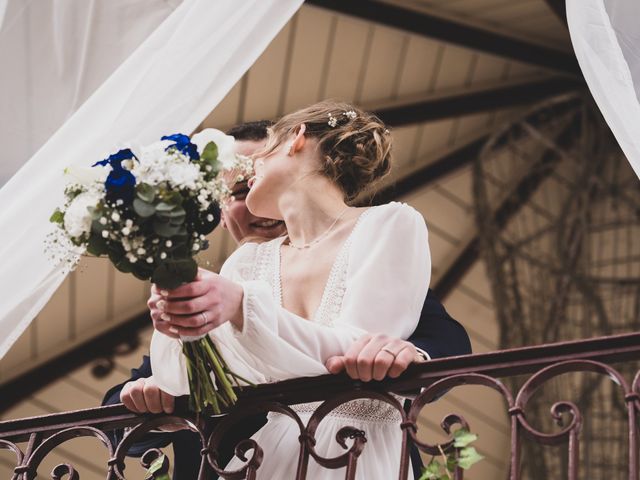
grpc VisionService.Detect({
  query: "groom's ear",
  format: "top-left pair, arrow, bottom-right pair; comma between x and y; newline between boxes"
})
288,123 -> 306,156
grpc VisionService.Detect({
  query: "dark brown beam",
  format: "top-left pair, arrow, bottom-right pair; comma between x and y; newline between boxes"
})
305,0 -> 581,76
543,0 -> 568,27
374,77 -> 583,127
369,134 -> 489,206
0,313 -> 151,414
432,121 -> 579,300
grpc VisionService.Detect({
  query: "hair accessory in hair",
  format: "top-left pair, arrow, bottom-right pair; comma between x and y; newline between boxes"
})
327,110 -> 358,128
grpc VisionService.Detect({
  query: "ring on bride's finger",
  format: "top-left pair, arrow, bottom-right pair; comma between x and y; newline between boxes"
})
160,313 -> 170,321
381,347 -> 397,358
200,311 -> 208,325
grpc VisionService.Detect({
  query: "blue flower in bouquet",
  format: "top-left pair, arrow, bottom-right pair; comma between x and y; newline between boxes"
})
161,133 -> 199,160
93,148 -> 137,202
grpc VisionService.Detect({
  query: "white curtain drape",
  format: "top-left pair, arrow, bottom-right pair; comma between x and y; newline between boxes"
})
0,0 -> 303,359
0,0 -> 182,186
567,0 -> 640,179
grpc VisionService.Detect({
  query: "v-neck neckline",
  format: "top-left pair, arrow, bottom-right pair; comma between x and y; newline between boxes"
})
273,207 -> 375,322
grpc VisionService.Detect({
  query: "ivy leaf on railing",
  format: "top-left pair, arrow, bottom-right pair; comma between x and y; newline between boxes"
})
418,458 -> 443,480
144,454 -> 171,480
453,429 -> 478,448
457,446 -> 484,470
419,428 -> 483,480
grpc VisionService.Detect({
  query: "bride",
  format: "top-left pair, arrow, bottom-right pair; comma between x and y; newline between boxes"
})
149,100 -> 431,478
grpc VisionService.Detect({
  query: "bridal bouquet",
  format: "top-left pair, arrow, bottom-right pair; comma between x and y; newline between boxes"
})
47,129 -> 253,414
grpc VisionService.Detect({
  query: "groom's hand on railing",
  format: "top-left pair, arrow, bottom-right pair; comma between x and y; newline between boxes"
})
120,377 -> 175,414
325,334 -> 426,382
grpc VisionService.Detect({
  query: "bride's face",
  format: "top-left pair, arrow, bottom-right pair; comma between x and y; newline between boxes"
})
245,140 -> 299,219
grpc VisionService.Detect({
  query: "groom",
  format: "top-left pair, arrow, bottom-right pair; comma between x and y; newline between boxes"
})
102,121 -> 472,479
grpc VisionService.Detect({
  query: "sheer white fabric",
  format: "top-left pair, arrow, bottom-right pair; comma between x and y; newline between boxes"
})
0,0 -> 8,31
151,202 -> 431,478
0,0 -> 181,186
567,0 -> 640,179
0,0 -> 303,359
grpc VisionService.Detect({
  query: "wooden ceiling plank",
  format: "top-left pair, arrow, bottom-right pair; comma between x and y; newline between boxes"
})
305,0 -> 580,75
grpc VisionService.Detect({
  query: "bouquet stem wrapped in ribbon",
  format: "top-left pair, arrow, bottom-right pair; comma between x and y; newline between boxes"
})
47,129 -> 254,414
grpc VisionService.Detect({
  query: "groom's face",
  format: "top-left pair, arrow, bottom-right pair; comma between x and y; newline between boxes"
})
221,139 -> 286,244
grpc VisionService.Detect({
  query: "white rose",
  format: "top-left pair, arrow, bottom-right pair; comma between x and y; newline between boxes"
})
64,191 -> 102,238
191,128 -> 237,169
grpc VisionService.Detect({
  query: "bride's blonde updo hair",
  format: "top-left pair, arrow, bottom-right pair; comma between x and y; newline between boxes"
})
260,100 -> 392,201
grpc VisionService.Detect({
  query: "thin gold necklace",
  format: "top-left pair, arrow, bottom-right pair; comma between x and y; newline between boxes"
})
286,207 -> 351,250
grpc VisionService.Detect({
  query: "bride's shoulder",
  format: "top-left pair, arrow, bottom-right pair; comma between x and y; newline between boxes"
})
360,201 -> 425,227
351,201 -> 427,245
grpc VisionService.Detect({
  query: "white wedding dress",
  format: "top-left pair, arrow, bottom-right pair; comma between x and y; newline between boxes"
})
151,201 -> 431,479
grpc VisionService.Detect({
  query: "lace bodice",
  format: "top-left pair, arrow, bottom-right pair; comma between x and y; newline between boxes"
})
251,208 -> 373,327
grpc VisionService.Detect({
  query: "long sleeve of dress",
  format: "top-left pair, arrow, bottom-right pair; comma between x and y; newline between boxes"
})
151,202 -> 430,395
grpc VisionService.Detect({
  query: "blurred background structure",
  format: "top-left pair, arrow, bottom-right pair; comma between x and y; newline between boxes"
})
1,1 -> 639,478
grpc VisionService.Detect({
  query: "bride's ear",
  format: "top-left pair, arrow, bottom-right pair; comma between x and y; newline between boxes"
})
288,123 -> 306,156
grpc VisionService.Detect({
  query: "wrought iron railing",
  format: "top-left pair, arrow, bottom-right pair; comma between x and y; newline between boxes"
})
1,332 -> 640,479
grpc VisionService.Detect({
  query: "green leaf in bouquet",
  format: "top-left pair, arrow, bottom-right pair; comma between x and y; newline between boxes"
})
163,190 -> 183,207
113,257 -> 133,274
132,263 -> 154,281
107,243 -> 124,263
136,183 -> 156,203
168,239 -> 190,257
201,141 -> 222,174
133,198 -> 156,218
151,257 -> 198,289
153,219 -> 185,237
90,219 -> 102,234
457,446 -> 484,470
86,234 -> 108,256
155,202 -> 176,212
156,210 -> 187,227
453,429 -> 478,448
50,209 -> 64,225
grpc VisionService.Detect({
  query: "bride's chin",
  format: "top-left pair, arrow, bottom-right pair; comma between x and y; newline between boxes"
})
245,191 -> 266,218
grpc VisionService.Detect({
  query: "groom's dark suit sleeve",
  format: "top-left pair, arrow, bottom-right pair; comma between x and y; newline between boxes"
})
408,289 -> 472,359
405,288 -> 472,479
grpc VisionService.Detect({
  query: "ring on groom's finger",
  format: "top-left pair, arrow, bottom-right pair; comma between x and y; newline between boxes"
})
200,311 -> 208,325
